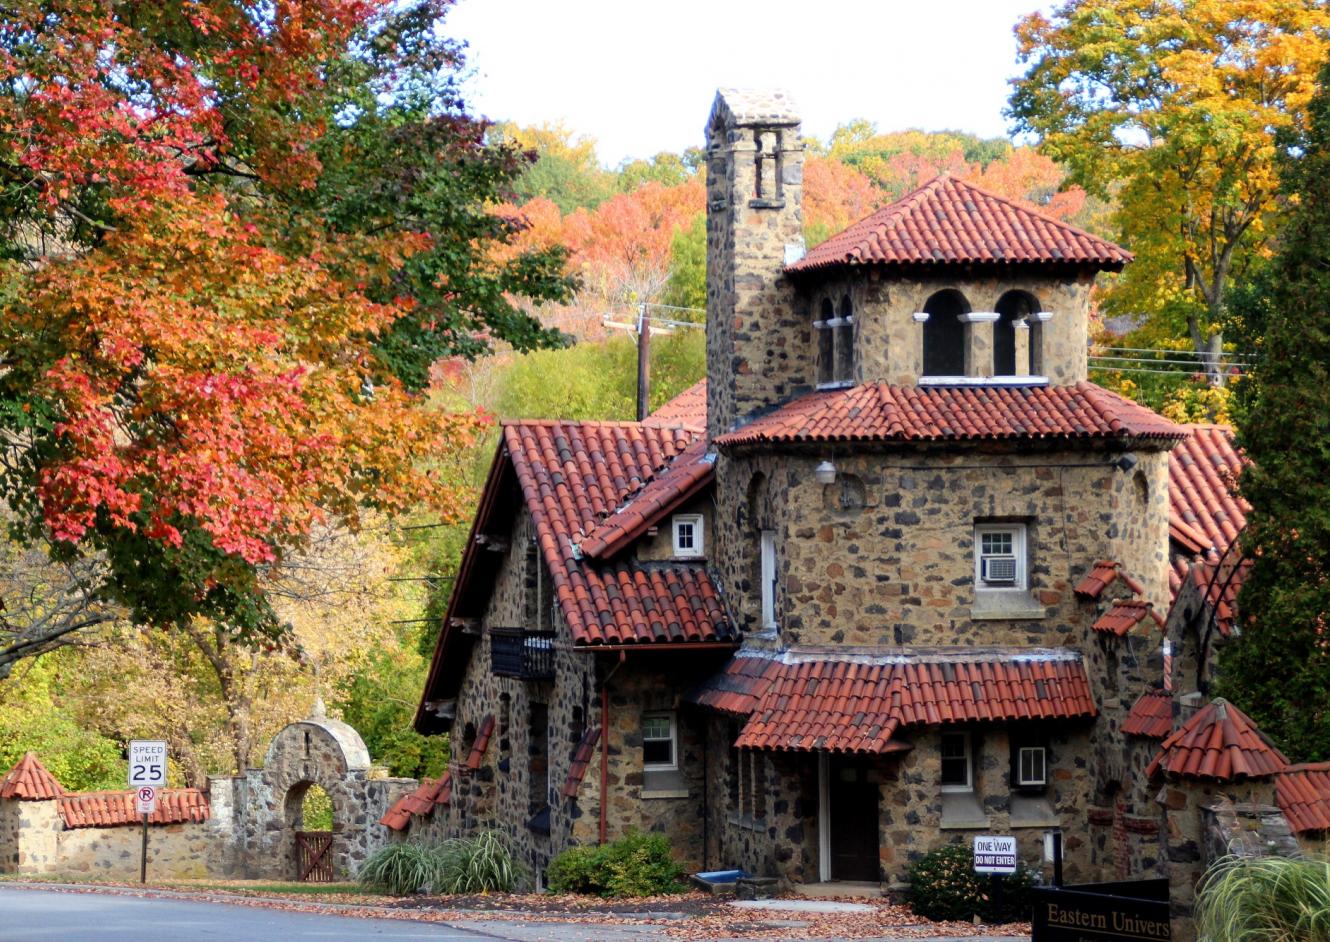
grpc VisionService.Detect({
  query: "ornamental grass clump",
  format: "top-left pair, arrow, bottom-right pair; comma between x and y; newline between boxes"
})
436,830 -> 524,893
358,840 -> 448,896
905,844 -> 1035,923
1196,854 -> 1330,942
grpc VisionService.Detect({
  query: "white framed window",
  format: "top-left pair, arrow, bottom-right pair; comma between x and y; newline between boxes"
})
672,514 -> 703,557
760,529 -> 777,630
940,731 -> 972,792
642,712 -> 677,770
1017,746 -> 1047,787
974,523 -> 1027,591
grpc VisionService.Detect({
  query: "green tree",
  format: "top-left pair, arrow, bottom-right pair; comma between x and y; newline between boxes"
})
1217,60 -> 1330,761
495,332 -> 705,422
661,215 -> 707,313
493,122 -> 616,213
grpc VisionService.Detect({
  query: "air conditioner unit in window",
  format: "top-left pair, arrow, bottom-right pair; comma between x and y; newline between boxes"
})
981,556 -> 1018,585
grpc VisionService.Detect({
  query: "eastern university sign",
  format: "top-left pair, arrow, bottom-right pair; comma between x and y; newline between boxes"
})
1032,879 -> 1172,942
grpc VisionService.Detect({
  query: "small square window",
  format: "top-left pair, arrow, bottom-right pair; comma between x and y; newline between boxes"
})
672,514 -> 703,557
975,523 -> 1026,590
1017,746 -> 1047,786
643,712 -> 676,770
940,731 -> 972,791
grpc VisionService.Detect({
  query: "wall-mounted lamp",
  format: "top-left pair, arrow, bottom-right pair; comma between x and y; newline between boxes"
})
815,460 -> 837,485
1111,452 -> 1139,474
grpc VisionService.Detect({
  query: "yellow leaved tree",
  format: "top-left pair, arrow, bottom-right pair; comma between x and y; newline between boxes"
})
1009,0 -> 1330,385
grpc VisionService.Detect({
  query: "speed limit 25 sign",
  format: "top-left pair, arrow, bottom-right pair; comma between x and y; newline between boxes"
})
128,740 -> 167,788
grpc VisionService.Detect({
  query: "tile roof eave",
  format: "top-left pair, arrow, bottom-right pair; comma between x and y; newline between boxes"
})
414,437 -> 511,733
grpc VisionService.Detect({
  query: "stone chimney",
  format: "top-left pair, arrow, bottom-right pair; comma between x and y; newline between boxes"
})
704,89 -> 808,440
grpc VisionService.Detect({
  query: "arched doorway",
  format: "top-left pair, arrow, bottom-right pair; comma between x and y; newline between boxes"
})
285,780 -> 336,882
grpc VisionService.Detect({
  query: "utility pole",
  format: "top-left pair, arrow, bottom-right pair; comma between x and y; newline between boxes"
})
636,302 -> 651,421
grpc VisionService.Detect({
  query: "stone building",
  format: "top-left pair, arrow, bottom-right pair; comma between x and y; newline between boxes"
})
405,88 -> 1330,922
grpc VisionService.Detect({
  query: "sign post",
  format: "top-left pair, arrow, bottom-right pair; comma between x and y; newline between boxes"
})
974,834 -> 1018,922
128,741 -> 167,885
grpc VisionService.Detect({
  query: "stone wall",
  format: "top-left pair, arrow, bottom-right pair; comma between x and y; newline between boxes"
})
711,445 -> 1172,649
806,270 -> 1095,388
0,797 -> 226,880
410,502 -> 729,887
699,722 -> 1098,889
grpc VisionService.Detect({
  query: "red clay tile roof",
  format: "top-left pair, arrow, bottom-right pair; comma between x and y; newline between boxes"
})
0,753 -> 65,801
466,715 -> 495,770
788,174 -> 1132,274
1276,763 -> 1330,835
1074,560 -> 1146,600
562,728 -> 601,799
1163,425 -> 1248,634
644,380 -> 706,433
379,773 -> 452,831
57,789 -> 210,829
1147,698 -> 1288,782
577,440 -> 715,560
715,382 -> 1185,448
693,648 -> 1097,754
1123,688 -> 1174,739
506,421 -> 735,646
379,801 -> 412,831
1169,425 -> 1247,557
1093,600 -> 1165,637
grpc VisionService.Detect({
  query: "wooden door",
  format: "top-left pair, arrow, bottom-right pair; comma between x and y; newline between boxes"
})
295,831 -> 334,882
829,759 -> 879,882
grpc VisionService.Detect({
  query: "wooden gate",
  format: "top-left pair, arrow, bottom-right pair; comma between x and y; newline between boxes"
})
295,831 -> 334,882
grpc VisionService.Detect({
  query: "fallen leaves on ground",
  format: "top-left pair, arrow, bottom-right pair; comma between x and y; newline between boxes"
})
4,880 -> 1031,939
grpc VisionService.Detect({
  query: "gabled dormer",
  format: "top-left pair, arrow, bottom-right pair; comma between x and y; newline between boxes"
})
785,174 -> 1132,389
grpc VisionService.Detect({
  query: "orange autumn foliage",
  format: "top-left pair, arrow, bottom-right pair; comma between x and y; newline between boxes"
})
10,194 -> 481,567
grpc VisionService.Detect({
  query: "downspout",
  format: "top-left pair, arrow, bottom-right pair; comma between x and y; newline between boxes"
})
599,650 -> 627,845
702,718 -> 710,870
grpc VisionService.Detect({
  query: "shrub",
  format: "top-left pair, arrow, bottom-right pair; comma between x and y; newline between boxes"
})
905,844 -> 1035,923
437,830 -> 524,893
1196,853 -> 1330,941
547,831 -> 688,898
358,840 -> 448,896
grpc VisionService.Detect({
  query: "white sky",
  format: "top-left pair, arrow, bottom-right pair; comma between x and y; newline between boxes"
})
448,0 -> 1055,167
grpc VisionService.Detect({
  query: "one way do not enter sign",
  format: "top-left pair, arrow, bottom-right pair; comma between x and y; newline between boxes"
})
973,835 -> 1018,874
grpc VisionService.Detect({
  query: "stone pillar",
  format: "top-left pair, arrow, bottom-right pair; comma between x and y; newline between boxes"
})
1014,320 -> 1031,377
705,89 -> 807,440
959,311 -> 998,378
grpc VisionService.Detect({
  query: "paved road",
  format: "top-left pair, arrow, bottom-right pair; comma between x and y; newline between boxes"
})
0,886 -> 488,941
0,884 -> 1030,942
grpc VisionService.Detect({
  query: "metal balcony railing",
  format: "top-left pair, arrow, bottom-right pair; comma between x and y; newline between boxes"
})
490,627 -> 556,681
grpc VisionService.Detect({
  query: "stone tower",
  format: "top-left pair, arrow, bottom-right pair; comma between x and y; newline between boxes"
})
704,89 -> 809,439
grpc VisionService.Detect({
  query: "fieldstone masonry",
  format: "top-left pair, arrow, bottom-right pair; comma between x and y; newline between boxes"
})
0,705 -> 413,881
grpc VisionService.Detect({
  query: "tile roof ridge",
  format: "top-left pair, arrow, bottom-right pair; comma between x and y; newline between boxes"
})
743,644 -> 1083,666
501,417 -> 671,430
1284,761 -> 1330,773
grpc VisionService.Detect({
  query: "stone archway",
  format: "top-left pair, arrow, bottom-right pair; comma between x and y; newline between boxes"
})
227,698 -> 412,881
283,780 -> 336,881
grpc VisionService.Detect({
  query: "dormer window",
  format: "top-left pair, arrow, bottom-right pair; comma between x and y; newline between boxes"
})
814,295 -> 854,388
672,514 -> 703,558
